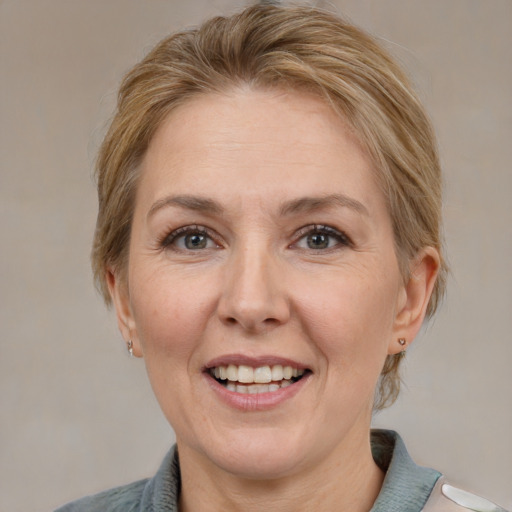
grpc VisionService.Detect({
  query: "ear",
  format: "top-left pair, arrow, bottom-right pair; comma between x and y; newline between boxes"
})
388,247 -> 440,355
106,269 -> 143,357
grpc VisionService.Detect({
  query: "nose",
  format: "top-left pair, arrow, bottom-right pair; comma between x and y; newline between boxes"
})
217,244 -> 290,333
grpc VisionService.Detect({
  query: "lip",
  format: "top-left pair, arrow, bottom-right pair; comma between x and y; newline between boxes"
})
204,370 -> 311,411
203,354 -> 312,412
204,354 -> 309,370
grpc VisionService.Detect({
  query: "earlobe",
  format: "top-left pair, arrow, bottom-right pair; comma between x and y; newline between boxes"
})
106,269 -> 143,358
389,247 -> 440,355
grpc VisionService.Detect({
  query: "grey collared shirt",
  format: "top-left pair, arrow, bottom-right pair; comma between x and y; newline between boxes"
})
56,430 -> 441,512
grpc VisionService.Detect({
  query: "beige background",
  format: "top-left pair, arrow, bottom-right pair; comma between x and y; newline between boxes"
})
1,1 -> 511,510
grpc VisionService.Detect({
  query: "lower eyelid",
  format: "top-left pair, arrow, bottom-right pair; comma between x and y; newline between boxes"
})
293,225 -> 352,247
159,225 -> 351,251
160,226 -> 223,250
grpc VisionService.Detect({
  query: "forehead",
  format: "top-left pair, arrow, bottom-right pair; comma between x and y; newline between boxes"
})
137,87 -> 385,215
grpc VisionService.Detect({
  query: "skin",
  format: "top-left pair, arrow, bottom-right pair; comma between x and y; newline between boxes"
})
108,87 -> 439,512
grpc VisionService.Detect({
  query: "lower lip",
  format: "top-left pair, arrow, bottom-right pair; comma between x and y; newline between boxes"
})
204,373 -> 311,411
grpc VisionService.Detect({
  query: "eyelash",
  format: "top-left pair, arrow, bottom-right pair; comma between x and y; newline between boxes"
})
292,224 -> 353,251
159,224 -> 352,252
160,225 -> 221,251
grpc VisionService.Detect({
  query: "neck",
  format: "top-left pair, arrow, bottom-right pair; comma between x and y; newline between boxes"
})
178,429 -> 384,512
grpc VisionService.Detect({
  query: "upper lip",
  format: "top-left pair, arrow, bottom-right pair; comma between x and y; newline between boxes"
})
204,354 -> 310,371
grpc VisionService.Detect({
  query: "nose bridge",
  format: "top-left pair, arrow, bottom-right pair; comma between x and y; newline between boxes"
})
218,237 -> 289,331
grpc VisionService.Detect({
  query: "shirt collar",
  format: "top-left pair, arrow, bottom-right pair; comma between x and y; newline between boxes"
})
370,429 -> 441,512
142,429 -> 440,512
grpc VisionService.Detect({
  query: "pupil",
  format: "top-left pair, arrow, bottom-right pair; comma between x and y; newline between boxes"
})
308,233 -> 328,249
186,233 -> 207,249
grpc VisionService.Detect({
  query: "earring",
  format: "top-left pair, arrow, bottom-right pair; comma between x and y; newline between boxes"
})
398,338 -> 406,356
127,339 -> 134,357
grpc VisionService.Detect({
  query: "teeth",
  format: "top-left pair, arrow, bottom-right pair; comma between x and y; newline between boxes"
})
238,365 -> 254,383
271,365 -> 283,381
253,366 -> 272,383
236,384 -> 248,394
209,364 -> 306,392
231,381 -> 294,394
226,364 -> 238,381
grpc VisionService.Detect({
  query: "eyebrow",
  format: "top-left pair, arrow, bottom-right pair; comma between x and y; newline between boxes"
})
147,195 -> 224,219
147,193 -> 369,219
280,194 -> 369,217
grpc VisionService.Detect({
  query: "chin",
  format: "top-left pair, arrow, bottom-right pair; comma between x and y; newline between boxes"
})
214,447 -> 303,480
189,426 -> 311,480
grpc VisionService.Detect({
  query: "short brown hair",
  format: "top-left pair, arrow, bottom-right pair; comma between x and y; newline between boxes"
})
92,3 -> 447,409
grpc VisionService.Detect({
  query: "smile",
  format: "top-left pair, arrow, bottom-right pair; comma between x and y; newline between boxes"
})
208,364 -> 308,394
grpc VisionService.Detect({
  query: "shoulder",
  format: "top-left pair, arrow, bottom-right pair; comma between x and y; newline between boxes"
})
54,445 -> 180,512
370,430 -> 508,512
54,478 -> 149,512
422,477 -> 509,512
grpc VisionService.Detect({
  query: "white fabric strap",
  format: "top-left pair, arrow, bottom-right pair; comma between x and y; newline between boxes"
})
422,477 -> 508,512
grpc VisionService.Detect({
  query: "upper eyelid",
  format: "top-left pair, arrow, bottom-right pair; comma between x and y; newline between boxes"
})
291,224 -> 354,251
161,225 -> 220,247
159,223 -> 351,248
294,224 -> 351,240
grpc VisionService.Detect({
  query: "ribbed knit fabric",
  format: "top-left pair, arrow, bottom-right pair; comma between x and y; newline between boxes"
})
55,430 -> 440,512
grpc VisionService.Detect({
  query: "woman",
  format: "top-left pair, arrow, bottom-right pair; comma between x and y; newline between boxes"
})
57,4 -> 506,511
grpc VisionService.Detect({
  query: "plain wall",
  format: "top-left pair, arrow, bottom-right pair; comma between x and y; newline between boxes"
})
1,1 -> 510,510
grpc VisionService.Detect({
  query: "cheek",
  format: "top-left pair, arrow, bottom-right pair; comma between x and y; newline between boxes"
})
130,270 -> 213,361
294,269 -> 399,365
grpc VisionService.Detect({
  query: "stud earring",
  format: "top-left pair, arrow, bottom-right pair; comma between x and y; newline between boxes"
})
127,339 -> 134,357
398,338 -> 406,356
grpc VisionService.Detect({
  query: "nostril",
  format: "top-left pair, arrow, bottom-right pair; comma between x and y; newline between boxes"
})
222,314 -> 280,332
217,288 -> 290,331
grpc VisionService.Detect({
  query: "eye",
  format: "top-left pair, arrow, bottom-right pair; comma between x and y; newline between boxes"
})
162,226 -> 219,251
293,225 -> 352,251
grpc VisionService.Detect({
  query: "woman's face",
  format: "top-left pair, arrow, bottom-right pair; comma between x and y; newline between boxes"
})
110,88 -> 431,479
